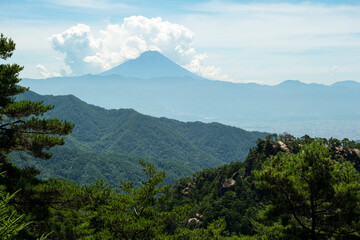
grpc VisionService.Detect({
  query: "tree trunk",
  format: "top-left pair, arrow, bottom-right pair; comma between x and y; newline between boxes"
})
310,195 -> 317,240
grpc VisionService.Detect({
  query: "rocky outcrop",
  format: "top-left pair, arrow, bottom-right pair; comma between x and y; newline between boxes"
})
222,172 -> 239,189
332,147 -> 360,169
181,182 -> 196,196
352,148 -> 360,158
187,213 -> 203,228
277,141 -> 291,155
334,147 -> 360,159
222,178 -> 236,189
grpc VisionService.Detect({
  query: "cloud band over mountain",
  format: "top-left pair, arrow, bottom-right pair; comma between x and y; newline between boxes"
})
51,16 -> 228,80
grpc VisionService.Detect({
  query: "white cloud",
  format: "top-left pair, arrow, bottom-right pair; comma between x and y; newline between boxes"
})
51,24 -> 102,76
50,16 -> 228,80
185,54 -> 230,81
36,64 -> 62,78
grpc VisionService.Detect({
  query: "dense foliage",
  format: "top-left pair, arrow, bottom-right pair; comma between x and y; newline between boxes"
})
3,133 -> 359,239
2,34 -> 360,239
0,33 -> 73,239
12,146 -> 195,186
255,141 -> 360,239
164,134 -> 360,239
0,181 -> 29,239
0,34 -> 73,160
14,90 -> 267,186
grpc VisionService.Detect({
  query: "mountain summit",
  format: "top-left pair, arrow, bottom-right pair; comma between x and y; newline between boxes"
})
99,51 -> 201,79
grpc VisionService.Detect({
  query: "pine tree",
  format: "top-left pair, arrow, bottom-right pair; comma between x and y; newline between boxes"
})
95,161 -> 189,239
0,187 -> 29,240
0,33 -> 73,239
0,33 -> 73,160
254,141 -> 360,239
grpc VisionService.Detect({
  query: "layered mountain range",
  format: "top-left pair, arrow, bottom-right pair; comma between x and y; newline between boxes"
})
14,91 -> 267,186
21,51 -> 360,139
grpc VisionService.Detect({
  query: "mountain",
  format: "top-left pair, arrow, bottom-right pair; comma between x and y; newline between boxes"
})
100,51 -> 200,79
331,80 -> 360,88
13,91 -> 267,186
166,134 -> 360,236
21,52 -> 360,139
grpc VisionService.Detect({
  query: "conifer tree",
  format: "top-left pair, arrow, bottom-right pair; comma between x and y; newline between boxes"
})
0,33 -> 73,160
0,33 -> 73,239
0,187 -> 29,239
255,141 -> 360,239
95,161 -> 189,239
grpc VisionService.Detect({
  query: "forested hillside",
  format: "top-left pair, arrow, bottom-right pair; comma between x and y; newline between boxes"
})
4,134 -> 360,239
14,91 -> 267,185
2,33 -> 360,240
166,134 -> 360,238
21,51 -> 360,139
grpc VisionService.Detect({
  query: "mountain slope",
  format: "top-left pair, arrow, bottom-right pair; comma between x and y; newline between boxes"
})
166,134 -> 360,236
14,91 -> 267,185
100,51 -> 200,79
13,146 -> 195,186
20,52 -> 360,139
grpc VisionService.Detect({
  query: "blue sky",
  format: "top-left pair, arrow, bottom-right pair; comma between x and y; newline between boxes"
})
1,0 -> 360,84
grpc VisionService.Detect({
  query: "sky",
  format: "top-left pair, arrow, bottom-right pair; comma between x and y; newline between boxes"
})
1,0 -> 360,85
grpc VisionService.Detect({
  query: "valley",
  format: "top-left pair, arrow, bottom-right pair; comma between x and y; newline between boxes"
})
1,4 -> 360,236
21,51 -> 360,139
14,90 -> 267,185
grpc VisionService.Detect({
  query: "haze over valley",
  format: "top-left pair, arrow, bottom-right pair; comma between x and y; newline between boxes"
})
22,51 -> 360,140
1,1 -> 360,238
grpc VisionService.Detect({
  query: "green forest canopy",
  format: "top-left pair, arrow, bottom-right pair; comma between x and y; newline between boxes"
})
1,33 -> 359,239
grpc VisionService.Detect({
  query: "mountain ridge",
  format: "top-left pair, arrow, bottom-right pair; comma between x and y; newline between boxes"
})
20,52 -> 360,139
14,90 -> 268,185
99,50 -> 201,79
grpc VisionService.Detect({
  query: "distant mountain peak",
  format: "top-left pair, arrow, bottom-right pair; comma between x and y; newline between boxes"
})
331,80 -> 360,87
99,51 -> 201,79
277,80 -> 304,86
139,50 -> 164,57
